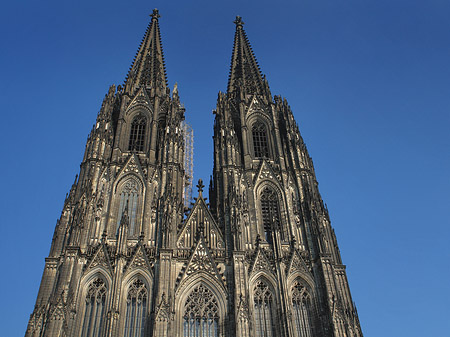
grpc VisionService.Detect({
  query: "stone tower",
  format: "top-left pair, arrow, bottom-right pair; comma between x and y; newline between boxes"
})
26,11 -> 363,337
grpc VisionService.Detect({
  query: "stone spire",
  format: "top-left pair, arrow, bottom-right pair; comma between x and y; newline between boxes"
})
124,9 -> 168,94
227,16 -> 265,95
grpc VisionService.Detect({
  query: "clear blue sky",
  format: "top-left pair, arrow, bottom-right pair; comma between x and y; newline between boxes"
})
1,1 -> 449,336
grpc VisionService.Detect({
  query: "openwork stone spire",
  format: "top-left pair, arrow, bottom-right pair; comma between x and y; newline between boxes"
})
227,16 -> 265,95
125,8 -> 168,93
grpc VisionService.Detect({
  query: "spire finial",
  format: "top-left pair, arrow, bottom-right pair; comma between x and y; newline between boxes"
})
150,8 -> 160,21
234,16 -> 244,28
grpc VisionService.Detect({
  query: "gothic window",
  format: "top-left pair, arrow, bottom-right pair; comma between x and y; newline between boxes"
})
183,284 -> 219,337
128,115 -> 147,152
260,187 -> 284,244
252,121 -> 270,158
117,179 -> 140,236
124,279 -> 148,337
81,277 -> 107,337
291,281 -> 313,337
253,280 -> 276,337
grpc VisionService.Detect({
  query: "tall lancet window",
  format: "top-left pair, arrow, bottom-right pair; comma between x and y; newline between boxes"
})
252,121 -> 270,158
292,281 -> 314,337
81,277 -> 107,337
253,280 -> 276,337
124,279 -> 148,337
129,114 -> 147,152
117,179 -> 140,236
260,187 -> 284,244
183,284 -> 219,337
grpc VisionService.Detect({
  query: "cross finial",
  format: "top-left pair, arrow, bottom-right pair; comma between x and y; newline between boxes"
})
234,16 -> 244,28
196,179 -> 205,196
150,8 -> 161,21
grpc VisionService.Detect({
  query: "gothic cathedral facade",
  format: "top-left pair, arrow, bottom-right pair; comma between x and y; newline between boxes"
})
26,10 -> 363,337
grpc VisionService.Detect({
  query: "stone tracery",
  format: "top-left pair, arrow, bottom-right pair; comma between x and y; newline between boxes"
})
183,284 -> 219,337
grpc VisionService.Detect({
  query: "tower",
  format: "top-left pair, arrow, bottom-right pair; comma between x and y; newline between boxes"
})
209,16 -> 363,337
26,11 -> 363,337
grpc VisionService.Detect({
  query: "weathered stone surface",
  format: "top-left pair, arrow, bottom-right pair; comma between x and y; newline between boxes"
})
26,11 -> 362,337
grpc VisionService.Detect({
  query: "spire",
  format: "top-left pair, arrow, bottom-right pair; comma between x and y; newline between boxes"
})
125,9 -> 168,93
227,16 -> 265,95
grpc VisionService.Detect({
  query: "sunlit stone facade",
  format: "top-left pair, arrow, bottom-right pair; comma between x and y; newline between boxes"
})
26,10 -> 363,337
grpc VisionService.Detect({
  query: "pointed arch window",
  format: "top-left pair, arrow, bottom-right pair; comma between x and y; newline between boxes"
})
252,121 -> 270,158
260,187 -> 285,244
117,179 -> 140,236
253,280 -> 276,337
183,284 -> 219,337
81,277 -> 107,337
291,281 -> 313,337
124,279 -> 148,337
129,115 -> 147,152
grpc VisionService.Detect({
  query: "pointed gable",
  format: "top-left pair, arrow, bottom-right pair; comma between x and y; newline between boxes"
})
185,238 -> 217,276
177,196 -> 224,250
253,160 -> 282,186
154,293 -> 171,322
123,243 -> 153,275
248,247 -> 275,277
85,243 -> 113,273
175,237 -> 225,290
247,95 -> 268,116
286,249 -> 310,276
125,87 -> 153,116
116,154 -> 146,184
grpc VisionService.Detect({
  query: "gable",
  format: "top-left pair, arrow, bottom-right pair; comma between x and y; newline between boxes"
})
177,197 -> 224,250
123,243 -> 154,276
84,244 -> 113,274
175,237 -> 226,291
114,154 -> 146,189
125,87 -> 153,117
253,160 -> 282,186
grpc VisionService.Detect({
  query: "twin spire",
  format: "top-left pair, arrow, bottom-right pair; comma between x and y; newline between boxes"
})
125,11 -> 265,96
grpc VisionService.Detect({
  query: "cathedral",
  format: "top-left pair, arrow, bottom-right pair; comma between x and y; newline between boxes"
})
26,9 -> 363,337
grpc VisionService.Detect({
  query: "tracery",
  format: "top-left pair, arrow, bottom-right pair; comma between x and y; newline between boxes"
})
183,284 -> 219,337
117,179 -> 140,236
292,281 -> 313,337
253,280 -> 276,337
129,114 -> 147,152
260,187 -> 284,243
124,279 -> 148,337
252,121 -> 270,158
81,277 -> 107,337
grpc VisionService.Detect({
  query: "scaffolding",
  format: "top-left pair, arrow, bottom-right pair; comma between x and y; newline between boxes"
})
181,121 -> 194,208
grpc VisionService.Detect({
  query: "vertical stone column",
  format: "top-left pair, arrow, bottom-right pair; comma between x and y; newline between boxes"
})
233,252 -> 250,337
153,250 -> 173,336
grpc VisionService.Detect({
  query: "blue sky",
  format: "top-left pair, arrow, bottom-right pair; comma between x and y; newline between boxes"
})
1,1 -> 449,336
